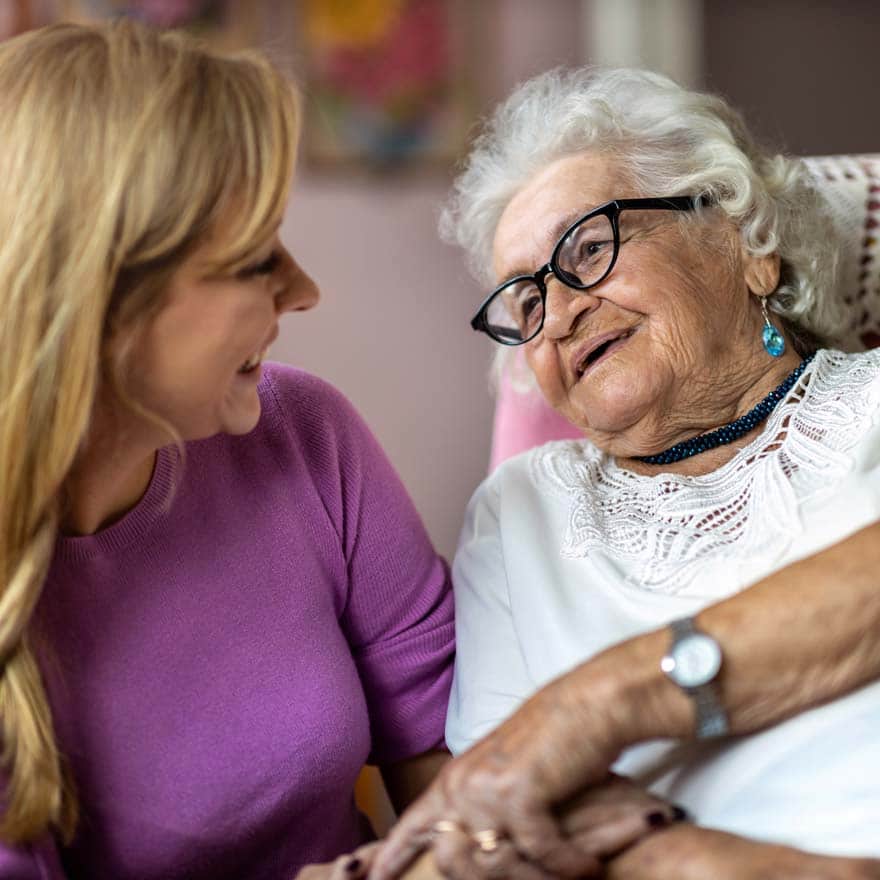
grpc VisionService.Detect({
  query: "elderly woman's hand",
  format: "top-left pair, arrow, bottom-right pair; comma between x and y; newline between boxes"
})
371,672 -> 625,878
606,824 -> 880,880
423,774 -> 681,880
370,718 -> 682,880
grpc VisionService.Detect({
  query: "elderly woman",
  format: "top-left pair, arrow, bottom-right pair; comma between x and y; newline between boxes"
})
372,68 -> 880,879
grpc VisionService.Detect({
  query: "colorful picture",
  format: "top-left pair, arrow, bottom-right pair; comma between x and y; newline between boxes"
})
301,0 -> 472,171
61,0 -> 256,48
0,0 -> 38,40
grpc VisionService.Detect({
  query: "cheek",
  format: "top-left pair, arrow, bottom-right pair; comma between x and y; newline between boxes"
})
125,315 -> 228,410
525,343 -> 566,403
156,305 -> 255,376
619,257 -> 724,360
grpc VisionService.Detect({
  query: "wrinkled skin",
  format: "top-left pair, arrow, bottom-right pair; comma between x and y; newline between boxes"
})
370,734 -> 682,880
607,824 -> 880,880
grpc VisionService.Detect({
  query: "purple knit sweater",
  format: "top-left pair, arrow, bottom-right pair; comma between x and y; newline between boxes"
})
4,365 -> 454,879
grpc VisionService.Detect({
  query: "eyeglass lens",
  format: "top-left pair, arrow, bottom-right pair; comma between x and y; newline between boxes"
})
484,212 -> 616,343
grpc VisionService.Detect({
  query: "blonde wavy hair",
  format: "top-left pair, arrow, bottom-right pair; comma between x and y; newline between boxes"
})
0,20 -> 300,843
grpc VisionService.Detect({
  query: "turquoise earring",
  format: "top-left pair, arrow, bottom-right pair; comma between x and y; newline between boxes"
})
760,297 -> 785,357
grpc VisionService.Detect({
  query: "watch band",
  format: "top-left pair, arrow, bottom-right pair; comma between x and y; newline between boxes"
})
668,616 -> 697,640
666,617 -> 729,739
692,682 -> 729,738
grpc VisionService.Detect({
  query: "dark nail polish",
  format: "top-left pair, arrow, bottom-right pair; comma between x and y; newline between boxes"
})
345,857 -> 362,873
646,810 -> 669,829
671,805 -> 690,823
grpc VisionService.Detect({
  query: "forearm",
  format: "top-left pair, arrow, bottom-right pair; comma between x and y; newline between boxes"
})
580,520 -> 880,746
395,830 -> 880,880
380,750 -> 450,815
605,823 -> 880,880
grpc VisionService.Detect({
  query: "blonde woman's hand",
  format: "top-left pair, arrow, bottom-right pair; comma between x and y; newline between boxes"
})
296,842 -> 382,880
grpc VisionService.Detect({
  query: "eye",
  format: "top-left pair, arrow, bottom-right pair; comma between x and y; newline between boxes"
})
577,238 -> 611,263
238,251 -> 281,278
520,293 -> 541,318
505,283 -> 543,330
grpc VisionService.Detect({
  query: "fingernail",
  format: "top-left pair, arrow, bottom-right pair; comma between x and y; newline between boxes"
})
671,805 -> 690,823
346,857 -> 362,873
646,810 -> 669,829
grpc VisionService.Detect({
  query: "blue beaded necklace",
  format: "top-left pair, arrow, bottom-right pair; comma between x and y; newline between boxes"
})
633,354 -> 814,466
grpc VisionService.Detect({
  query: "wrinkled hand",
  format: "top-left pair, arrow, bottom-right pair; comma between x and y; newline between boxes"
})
371,679 -> 627,879
557,774 -> 686,859
607,823 -> 880,880
400,776 -> 677,880
373,750 -> 681,880
296,841 -> 382,880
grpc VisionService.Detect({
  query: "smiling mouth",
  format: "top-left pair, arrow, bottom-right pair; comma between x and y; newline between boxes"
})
576,330 -> 635,378
238,348 -> 267,374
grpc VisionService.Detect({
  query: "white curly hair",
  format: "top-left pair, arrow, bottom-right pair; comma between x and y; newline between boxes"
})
440,67 -> 846,373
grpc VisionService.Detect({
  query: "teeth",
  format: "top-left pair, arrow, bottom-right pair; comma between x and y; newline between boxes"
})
239,348 -> 266,373
578,331 -> 631,376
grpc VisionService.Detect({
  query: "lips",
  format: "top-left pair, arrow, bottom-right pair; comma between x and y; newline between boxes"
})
572,328 -> 635,378
238,327 -> 279,375
238,349 -> 265,374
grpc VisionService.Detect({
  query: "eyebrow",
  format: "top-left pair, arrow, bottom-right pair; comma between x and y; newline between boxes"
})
498,202 -> 602,281
550,205 -> 595,241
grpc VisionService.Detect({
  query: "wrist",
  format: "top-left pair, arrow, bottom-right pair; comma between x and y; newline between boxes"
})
595,629 -> 698,746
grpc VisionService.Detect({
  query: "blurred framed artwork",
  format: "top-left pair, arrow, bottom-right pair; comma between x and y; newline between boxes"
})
0,0 -> 40,39
59,0 -> 258,48
299,0 -> 475,172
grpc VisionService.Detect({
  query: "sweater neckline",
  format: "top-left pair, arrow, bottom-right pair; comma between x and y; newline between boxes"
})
53,445 -> 180,562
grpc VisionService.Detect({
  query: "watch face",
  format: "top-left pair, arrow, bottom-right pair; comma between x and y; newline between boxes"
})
667,633 -> 722,688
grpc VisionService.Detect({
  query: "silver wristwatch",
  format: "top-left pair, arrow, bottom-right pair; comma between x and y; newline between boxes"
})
660,616 -> 729,738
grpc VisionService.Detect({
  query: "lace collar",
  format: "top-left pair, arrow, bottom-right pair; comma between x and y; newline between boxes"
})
531,350 -> 880,594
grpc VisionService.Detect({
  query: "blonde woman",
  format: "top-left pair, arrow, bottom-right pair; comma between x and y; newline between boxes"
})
0,21 -> 459,879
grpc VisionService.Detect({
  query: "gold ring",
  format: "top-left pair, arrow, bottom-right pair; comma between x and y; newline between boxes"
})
472,829 -> 502,853
430,819 -> 463,836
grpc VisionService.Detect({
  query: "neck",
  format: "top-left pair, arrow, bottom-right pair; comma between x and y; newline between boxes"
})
614,348 -> 806,477
62,447 -> 157,537
60,397 -> 166,536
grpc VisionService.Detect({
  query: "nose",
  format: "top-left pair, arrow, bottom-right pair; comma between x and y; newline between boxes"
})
274,248 -> 319,315
540,273 -> 599,340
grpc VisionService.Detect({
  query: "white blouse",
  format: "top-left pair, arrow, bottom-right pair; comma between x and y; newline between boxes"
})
447,348 -> 880,857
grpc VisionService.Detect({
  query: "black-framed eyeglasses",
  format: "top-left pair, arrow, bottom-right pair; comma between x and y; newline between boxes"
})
470,196 -> 703,345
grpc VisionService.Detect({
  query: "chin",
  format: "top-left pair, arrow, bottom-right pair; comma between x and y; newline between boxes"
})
569,385 -> 652,438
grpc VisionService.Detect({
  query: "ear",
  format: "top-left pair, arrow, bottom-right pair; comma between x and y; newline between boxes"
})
743,251 -> 781,296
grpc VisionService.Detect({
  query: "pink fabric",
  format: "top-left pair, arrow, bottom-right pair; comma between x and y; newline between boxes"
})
489,378 -> 582,471
489,154 -> 880,471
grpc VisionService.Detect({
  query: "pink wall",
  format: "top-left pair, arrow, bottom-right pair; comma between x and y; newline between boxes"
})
271,0 -> 585,557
